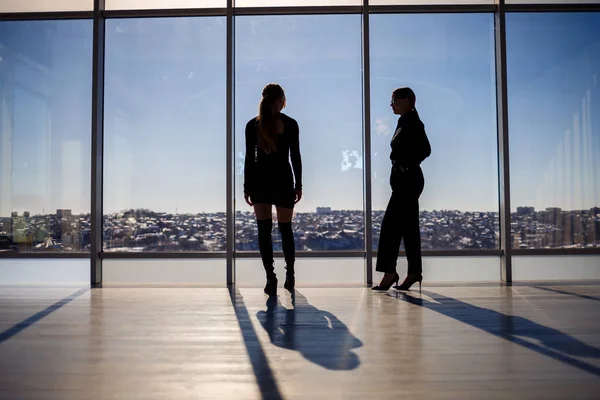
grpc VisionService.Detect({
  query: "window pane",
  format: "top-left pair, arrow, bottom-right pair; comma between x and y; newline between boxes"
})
507,13 -> 600,249
0,260 -> 89,283
370,14 -> 499,251
103,259 -> 225,283
234,0 -> 360,7
236,258 -> 364,285
507,0 -> 599,4
103,17 -> 226,252
372,257 -> 500,283
106,0 -> 225,10
371,0 -> 493,5
0,20 -> 92,253
513,256 -> 600,281
0,0 -> 93,12
235,15 -> 364,253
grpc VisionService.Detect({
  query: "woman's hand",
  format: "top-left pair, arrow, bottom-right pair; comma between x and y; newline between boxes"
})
244,194 -> 254,206
294,190 -> 303,204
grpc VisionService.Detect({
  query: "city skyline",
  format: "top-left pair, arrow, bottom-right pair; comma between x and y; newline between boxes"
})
3,206 -> 598,253
5,202 -> 600,219
0,13 -> 599,216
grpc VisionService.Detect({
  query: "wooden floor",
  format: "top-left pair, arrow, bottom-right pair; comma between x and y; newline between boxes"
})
1,283 -> 600,400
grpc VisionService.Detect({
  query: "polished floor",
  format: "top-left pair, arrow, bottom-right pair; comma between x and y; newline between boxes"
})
1,283 -> 600,399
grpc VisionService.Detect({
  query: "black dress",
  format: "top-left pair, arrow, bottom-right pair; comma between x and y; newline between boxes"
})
244,113 -> 302,209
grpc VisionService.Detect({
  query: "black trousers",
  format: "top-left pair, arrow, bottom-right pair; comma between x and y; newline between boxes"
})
375,168 -> 424,275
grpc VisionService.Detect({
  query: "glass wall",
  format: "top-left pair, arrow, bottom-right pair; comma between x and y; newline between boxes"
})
1,2 -> 600,284
0,20 -> 93,253
507,0 -> 599,4
507,13 -> 600,250
0,0 -> 93,13
236,258 -> 364,285
103,17 -> 227,252
513,256 -> 600,281
103,259 -> 225,284
106,0 -> 226,9
234,0 -> 361,6
371,0 -> 493,4
234,15 -> 364,255
370,13 -> 499,251
373,256 -> 500,283
0,259 -> 89,283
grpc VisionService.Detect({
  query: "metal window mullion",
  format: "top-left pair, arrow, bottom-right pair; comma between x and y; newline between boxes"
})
0,11 -> 94,21
495,0 -> 512,284
233,5 -> 361,16
368,4 -> 495,14
5,3 -> 600,22
0,253 -> 90,259
91,0 -> 105,286
104,7 -> 226,18
362,0 -> 373,285
505,4 -> 600,13
226,0 -> 235,285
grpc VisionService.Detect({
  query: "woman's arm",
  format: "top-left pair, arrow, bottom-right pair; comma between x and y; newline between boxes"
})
244,120 -> 257,196
290,120 -> 302,191
413,121 -> 431,165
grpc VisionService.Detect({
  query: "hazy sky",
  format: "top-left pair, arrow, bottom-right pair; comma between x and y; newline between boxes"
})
0,12 -> 598,216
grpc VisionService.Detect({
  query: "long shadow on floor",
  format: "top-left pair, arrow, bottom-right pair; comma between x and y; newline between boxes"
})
0,287 -> 90,343
256,291 -> 363,371
388,290 -> 600,377
530,285 -> 600,302
228,286 -> 283,400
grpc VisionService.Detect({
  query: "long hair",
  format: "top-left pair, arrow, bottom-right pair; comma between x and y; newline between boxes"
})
393,87 -> 418,115
258,83 -> 285,154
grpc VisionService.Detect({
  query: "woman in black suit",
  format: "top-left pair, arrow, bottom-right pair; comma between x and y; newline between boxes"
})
372,87 -> 431,291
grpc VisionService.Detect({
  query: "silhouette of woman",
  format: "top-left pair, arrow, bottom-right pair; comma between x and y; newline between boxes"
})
244,83 -> 303,296
372,87 -> 431,291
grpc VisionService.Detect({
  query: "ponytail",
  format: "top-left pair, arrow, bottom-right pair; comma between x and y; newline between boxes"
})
258,95 -> 277,154
257,83 -> 285,154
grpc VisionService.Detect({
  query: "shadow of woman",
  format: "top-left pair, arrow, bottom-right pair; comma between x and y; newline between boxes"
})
256,291 -> 363,371
389,290 -> 600,377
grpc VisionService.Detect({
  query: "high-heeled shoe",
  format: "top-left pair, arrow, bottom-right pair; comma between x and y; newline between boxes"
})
264,275 -> 278,297
284,265 -> 295,292
395,274 -> 423,292
371,272 -> 400,291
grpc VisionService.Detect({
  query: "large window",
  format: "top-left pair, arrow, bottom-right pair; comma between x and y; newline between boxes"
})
234,0 -> 361,6
371,0 -> 493,4
507,13 -> 600,249
106,0 -> 226,9
0,20 -> 92,253
234,14 -> 364,253
103,17 -> 227,252
507,0 -> 599,3
2,4 -> 600,287
369,13 -> 499,251
0,0 -> 93,13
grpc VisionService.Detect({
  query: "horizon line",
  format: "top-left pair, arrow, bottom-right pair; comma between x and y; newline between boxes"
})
3,206 -> 600,218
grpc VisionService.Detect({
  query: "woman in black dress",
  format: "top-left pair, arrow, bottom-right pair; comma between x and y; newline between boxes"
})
372,87 -> 431,292
244,83 -> 303,296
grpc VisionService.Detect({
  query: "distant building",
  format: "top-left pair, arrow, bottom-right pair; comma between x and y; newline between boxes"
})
11,211 -> 18,218
57,209 -> 72,218
62,233 -> 81,246
545,207 -> 562,214
517,207 -> 534,215
23,211 -> 30,219
316,207 -> 331,215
